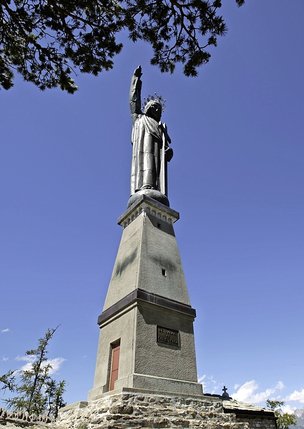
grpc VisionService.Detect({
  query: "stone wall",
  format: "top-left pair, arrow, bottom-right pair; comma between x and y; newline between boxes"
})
56,390 -> 277,429
0,417 -> 49,429
0,391 -> 276,429
0,407 -> 52,429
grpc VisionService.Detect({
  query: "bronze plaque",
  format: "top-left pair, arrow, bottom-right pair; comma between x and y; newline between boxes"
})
157,326 -> 180,347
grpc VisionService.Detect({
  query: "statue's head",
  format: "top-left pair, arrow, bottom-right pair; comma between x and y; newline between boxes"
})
144,100 -> 162,121
143,94 -> 165,122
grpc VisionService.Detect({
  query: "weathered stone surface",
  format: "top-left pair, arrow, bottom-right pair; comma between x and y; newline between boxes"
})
54,391 -> 276,429
109,404 -> 133,414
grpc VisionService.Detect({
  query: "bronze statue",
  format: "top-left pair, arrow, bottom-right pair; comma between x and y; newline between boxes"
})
129,66 -> 173,206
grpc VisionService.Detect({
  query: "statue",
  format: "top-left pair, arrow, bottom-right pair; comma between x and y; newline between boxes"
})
129,66 -> 173,207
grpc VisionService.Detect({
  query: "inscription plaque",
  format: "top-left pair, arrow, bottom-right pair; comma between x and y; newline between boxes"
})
157,326 -> 180,347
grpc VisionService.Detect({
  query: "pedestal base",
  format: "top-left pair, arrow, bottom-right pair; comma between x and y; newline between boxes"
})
90,197 -> 200,401
57,390 -> 276,429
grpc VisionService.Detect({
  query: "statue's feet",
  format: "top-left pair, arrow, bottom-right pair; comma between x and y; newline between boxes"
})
128,189 -> 170,208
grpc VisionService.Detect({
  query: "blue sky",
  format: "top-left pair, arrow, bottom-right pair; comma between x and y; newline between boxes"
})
1,0 -> 304,412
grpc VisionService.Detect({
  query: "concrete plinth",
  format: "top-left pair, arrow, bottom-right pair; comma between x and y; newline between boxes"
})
89,196 -> 202,400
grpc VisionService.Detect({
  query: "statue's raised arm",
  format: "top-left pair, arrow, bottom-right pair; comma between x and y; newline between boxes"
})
128,66 -> 173,208
129,66 -> 142,123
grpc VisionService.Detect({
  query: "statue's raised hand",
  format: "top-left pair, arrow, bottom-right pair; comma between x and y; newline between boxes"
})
134,65 -> 142,78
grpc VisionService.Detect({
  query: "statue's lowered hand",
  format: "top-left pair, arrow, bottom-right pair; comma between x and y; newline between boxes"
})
134,65 -> 142,77
165,147 -> 173,162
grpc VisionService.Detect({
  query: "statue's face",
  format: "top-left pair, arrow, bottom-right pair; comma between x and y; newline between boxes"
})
145,102 -> 162,122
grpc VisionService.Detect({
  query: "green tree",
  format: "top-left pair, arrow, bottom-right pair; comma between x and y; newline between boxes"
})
266,400 -> 297,429
0,0 -> 244,92
0,370 -> 15,392
45,379 -> 66,419
3,327 -> 65,419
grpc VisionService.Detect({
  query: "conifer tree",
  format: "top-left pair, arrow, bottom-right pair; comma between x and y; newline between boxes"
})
0,371 -> 15,392
45,379 -> 66,419
2,327 -> 65,419
0,0 -> 245,92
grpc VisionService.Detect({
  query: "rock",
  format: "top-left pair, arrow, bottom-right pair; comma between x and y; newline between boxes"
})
110,405 -> 133,415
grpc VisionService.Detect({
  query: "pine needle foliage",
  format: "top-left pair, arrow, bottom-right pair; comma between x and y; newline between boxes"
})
2,327 -> 66,419
0,0 -> 244,92
0,370 -> 15,392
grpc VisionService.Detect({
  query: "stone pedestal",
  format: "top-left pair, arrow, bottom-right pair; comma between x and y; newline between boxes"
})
69,195 -> 277,429
88,195 -> 202,400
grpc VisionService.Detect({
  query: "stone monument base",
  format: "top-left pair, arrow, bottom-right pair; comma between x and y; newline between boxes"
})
57,389 -> 276,429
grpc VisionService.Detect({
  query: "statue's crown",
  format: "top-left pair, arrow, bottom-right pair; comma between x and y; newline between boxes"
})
143,93 -> 166,112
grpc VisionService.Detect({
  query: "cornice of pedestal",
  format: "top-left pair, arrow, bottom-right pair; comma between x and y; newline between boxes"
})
98,288 -> 196,327
118,195 -> 179,229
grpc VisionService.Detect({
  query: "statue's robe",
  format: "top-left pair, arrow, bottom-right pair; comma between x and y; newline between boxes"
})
129,72 -> 171,196
130,114 -> 166,194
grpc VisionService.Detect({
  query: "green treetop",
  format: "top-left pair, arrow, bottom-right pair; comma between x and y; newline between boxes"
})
0,0 -> 244,92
